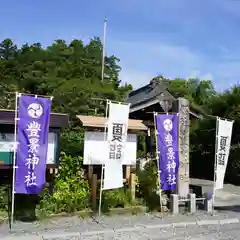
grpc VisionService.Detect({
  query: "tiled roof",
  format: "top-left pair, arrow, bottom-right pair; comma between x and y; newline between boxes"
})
125,78 -> 202,118
125,80 -> 175,108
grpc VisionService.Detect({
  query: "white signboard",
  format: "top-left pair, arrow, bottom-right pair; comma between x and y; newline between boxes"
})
0,133 -> 15,152
0,132 -> 57,164
83,131 -> 137,165
47,132 -> 57,164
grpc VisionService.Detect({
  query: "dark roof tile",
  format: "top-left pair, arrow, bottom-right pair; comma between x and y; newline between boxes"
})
126,80 -> 170,107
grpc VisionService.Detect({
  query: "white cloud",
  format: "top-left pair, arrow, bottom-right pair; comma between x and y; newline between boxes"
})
112,39 -> 240,91
116,40 -> 206,87
119,69 -> 154,89
187,71 -> 214,81
147,43 -> 201,71
149,44 -> 198,62
104,0 -> 240,92
200,73 -> 214,81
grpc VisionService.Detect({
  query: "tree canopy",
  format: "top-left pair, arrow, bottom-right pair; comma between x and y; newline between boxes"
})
0,38 -> 132,116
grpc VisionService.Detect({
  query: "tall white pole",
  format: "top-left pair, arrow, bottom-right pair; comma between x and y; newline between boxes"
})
153,112 -> 163,213
11,92 -> 19,229
212,117 -> 219,213
101,19 -> 107,82
98,19 -> 108,216
98,100 -> 109,216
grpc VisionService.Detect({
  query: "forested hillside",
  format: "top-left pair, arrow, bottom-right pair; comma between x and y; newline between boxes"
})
0,38 -> 132,115
0,37 -> 240,183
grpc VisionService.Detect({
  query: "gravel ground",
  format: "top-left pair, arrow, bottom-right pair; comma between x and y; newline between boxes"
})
81,223 -> 240,240
1,210 -> 240,239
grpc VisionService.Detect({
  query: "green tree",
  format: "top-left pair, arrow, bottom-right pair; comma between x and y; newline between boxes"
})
0,37 -> 132,156
190,85 -> 240,183
167,78 -> 216,107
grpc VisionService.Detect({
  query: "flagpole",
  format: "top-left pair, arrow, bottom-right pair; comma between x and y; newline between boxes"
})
153,112 -> 163,213
10,92 -> 19,229
98,19 -> 108,216
101,19 -> 107,82
212,117 -> 219,213
98,100 -> 109,216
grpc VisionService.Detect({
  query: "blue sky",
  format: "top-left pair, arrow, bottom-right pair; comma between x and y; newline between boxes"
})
1,0 -> 240,91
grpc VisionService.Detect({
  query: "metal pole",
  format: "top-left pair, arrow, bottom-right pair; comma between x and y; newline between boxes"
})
10,92 -> 19,229
97,19 -> 107,215
153,112 -> 163,213
212,117 -> 219,213
101,19 -> 107,82
98,100 -> 109,216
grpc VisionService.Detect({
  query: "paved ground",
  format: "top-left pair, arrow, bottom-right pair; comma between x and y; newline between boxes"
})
2,179 -> 240,239
190,178 -> 240,208
1,210 -> 240,239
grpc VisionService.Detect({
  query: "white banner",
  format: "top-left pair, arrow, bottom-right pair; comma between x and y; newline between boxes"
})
103,161 -> 124,190
103,102 -> 130,190
215,118 -> 233,190
83,132 -> 137,165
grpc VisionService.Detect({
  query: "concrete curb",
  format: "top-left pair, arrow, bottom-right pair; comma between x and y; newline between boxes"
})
2,236 -> 42,240
42,232 -> 81,239
2,218 -> 239,239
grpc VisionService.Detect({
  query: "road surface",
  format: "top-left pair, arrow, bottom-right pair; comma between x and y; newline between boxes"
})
1,210 -> 240,239
2,179 -> 240,239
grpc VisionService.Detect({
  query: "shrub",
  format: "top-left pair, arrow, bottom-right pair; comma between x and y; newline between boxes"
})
136,160 -> 158,197
39,153 -> 90,215
101,187 -> 130,212
136,159 -> 162,210
0,185 -> 8,212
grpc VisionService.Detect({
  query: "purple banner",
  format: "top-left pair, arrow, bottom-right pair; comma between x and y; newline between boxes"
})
15,96 -> 52,194
156,114 -> 179,191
